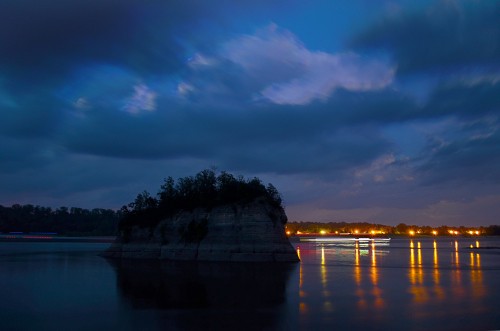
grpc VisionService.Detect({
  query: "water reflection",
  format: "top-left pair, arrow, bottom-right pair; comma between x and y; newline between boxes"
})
214,238 -> 494,330
408,240 -> 427,304
471,253 -> 485,301
354,245 -> 365,309
370,243 -> 384,309
297,246 -> 308,316
320,246 -> 330,297
0,240 -> 498,331
432,241 -> 444,300
405,239 -> 488,319
107,259 -> 296,330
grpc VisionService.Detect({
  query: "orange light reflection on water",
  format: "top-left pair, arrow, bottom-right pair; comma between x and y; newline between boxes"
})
354,246 -> 366,309
321,246 -> 327,288
319,245 -> 332,304
297,238 -> 490,324
298,246 -> 307,316
408,240 -> 428,304
370,243 -> 384,309
432,241 -> 444,300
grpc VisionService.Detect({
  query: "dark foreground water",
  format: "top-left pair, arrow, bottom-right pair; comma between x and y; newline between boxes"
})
0,237 -> 499,331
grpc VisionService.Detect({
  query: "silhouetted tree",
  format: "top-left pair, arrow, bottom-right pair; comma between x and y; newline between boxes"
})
0,204 -> 120,236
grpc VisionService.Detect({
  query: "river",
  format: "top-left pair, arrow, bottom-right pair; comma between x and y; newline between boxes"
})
0,237 -> 499,330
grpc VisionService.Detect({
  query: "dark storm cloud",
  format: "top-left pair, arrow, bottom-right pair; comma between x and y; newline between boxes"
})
58,88 -> 411,176
0,0 -> 287,85
0,0 -> 292,141
346,0 -> 500,206
0,137 -> 56,173
423,80 -> 500,119
352,1 -> 500,74
0,0 -> 178,84
0,86 -> 64,139
417,118 -> 500,185
2,1 -> 158,75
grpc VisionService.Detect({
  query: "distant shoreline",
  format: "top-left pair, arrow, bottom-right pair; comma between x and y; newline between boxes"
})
0,235 -> 115,243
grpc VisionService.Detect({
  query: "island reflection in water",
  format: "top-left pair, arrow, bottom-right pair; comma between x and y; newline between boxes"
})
295,237 -> 499,331
107,259 -> 298,330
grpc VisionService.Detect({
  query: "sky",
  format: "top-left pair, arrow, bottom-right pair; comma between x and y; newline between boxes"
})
0,0 -> 499,226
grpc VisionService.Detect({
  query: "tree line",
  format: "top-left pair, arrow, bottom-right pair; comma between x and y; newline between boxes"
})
286,222 -> 500,236
0,204 -> 120,236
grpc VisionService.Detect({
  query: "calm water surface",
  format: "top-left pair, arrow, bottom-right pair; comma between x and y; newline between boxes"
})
0,237 -> 499,330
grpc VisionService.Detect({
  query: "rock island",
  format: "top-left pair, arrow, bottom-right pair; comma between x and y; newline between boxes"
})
103,170 -> 299,262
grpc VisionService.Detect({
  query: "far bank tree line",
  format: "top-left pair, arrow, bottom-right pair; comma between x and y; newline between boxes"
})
0,204 -> 120,236
286,222 -> 500,236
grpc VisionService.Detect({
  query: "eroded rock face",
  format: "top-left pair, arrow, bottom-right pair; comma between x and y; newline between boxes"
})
103,198 -> 299,262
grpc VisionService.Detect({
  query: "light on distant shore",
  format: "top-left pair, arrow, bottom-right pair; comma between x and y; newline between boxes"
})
320,230 -> 327,235
409,230 -> 415,236
432,230 -> 438,235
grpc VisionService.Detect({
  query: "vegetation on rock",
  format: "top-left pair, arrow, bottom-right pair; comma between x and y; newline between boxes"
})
119,169 -> 286,229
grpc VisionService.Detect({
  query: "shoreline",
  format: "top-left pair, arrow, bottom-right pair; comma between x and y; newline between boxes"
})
0,234 -> 116,243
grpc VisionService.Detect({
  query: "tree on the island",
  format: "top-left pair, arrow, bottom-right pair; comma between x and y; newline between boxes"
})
119,169 -> 287,229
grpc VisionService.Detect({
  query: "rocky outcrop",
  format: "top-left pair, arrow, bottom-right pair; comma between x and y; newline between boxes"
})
103,198 -> 299,262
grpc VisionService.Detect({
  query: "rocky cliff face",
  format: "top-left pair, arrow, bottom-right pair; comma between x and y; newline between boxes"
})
103,198 -> 299,262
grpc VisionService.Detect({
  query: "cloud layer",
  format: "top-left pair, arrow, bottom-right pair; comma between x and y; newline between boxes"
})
1,0 -> 499,226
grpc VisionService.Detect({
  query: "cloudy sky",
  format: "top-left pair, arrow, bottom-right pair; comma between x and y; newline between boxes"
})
1,0 -> 499,226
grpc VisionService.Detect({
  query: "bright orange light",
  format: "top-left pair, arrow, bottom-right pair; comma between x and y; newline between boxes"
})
454,231 -> 459,235
432,230 -> 438,235
320,230 -> 327,235
286,231 -> 291,236
370,230 -> 376,235
468,230 -> 474,235
475,231 -> 480,235
335,231 -> 339,234
354,230 -> 359,234
409,230 -> 415,236
296,231 -> 302,235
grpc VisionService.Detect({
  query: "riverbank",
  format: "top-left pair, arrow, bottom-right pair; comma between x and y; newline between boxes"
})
0,234 -> 115,243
